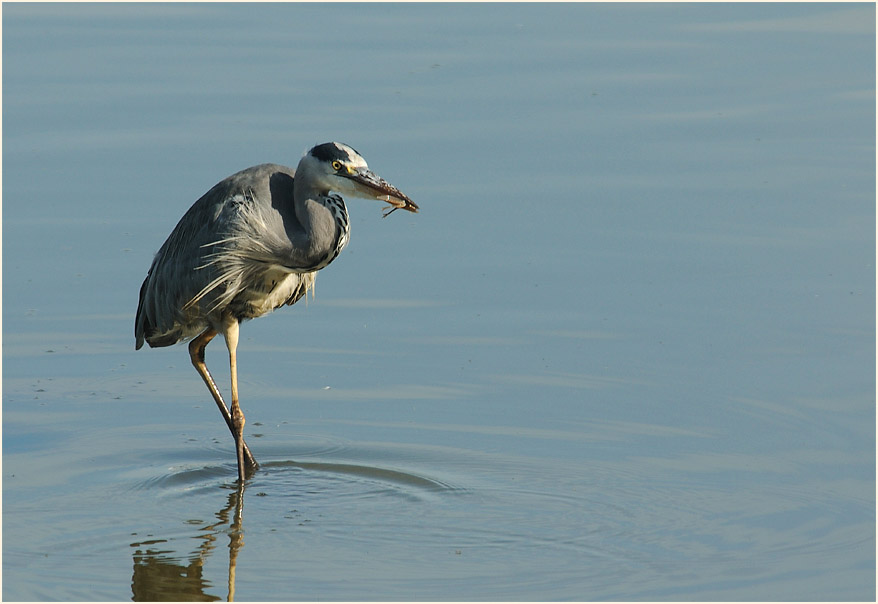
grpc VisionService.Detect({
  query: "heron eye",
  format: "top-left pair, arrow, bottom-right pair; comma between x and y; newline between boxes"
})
331,161 -> 343,171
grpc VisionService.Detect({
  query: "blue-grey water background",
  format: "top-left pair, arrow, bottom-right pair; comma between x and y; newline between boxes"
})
2,3 -> 875,601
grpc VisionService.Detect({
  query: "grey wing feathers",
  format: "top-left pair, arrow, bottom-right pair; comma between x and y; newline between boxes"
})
135,178 -> 234,349
135,164 -> 308,349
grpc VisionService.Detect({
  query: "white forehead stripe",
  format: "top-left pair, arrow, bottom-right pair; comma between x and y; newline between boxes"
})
336,143 -> 367,168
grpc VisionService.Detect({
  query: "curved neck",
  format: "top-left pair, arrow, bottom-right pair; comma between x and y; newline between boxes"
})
288,177 -> 348,271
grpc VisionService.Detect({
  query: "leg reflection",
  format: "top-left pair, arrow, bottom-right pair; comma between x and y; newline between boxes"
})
227,483 -> 245,601
131,483 -> 248,602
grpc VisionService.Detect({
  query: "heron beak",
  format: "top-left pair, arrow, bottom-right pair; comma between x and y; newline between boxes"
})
345,168 -> 419,217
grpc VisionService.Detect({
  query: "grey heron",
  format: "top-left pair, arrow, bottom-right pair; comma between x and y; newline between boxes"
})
135,142 -> 418,482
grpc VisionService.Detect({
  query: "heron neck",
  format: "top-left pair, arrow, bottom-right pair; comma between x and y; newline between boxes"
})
291,179 -> 347,270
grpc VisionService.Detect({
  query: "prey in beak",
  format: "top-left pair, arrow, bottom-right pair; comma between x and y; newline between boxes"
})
343,167 -> 419,218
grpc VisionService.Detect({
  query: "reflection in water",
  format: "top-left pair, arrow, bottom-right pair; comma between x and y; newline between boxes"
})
131,484 -> 245,602
128,459 -> 451,601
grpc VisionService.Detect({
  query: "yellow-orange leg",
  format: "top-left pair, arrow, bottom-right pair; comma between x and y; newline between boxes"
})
220,315 -> 248,483
189,326 -> 258,480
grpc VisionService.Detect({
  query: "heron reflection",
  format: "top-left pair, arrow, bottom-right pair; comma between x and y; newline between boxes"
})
131,483 -> 246,602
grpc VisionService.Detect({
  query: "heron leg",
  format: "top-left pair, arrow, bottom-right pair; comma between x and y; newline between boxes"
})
189,327 -> 258,475
220,316 -> 248,484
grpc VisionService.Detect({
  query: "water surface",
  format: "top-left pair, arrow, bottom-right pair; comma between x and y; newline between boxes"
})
3,3 -> 875,600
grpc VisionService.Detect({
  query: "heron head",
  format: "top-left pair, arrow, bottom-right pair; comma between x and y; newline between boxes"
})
301,142 -> 418,216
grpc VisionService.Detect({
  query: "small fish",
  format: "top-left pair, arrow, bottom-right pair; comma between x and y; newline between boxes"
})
381,193 -> 419,218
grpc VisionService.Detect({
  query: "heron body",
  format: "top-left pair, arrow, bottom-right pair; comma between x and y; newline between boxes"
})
135,142 -> 417,481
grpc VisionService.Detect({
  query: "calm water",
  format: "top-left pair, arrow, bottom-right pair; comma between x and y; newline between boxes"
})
3,3 -> 875,601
